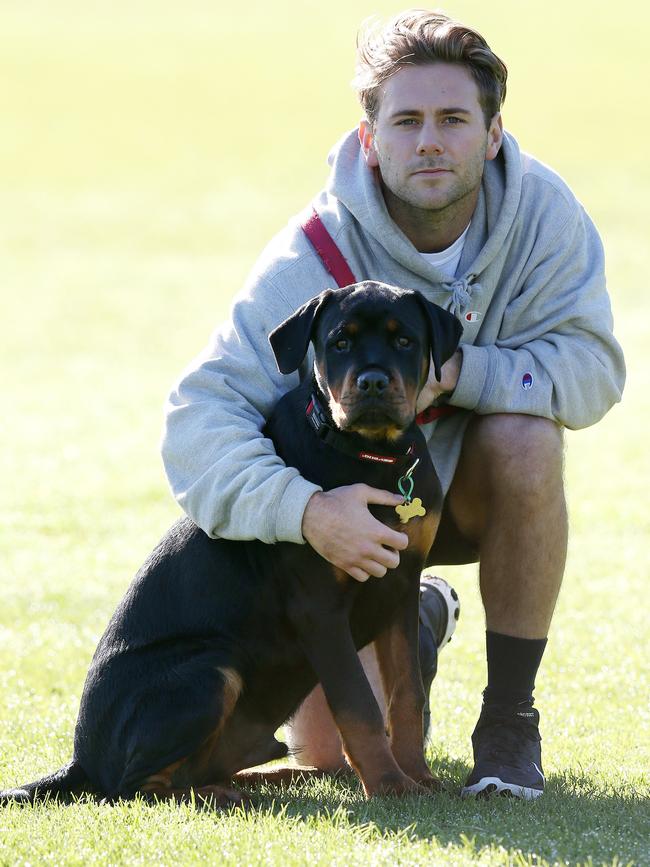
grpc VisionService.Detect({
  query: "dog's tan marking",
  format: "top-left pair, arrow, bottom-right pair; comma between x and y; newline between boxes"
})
140,666 -> 243,793
333,567 -> 352,586
328,392 -> 348,429
404,508 -> 439,561
140,759 -> 184,792
353,424 -> 403,441
333,366 -> 417,440
218,666 -> 244,719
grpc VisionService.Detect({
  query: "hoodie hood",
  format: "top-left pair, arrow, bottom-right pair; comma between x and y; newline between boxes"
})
326,128 -> 523,315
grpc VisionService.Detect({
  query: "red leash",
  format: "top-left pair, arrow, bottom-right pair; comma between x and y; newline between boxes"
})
301,208 -> 458,427
301,208 -> 357,287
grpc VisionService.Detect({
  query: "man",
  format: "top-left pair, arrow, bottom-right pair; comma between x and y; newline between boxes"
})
162,10 -> 625,799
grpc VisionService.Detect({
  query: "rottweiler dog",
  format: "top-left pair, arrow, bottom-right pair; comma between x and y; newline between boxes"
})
0,280 -> 462,808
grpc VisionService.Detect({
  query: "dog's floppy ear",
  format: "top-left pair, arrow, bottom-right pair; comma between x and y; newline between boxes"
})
413,293 -> 464,381
269,289 -> 336,374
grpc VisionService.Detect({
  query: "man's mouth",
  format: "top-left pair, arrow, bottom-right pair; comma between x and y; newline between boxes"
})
412,167 -> 452,176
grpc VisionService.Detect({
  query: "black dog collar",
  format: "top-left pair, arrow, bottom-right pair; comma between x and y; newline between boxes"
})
305,392 -> 415,467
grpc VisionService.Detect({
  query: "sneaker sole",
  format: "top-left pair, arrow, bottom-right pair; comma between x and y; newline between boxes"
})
461,777 -> 543,800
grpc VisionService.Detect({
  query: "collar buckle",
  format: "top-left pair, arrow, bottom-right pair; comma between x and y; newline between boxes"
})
307,394 -> 329,438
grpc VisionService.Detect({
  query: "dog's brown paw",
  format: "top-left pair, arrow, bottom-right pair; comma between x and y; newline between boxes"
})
193,784 -> 252,810
413,772 -> 445,793
365,771 -> 428,798
394,757 -> 444,792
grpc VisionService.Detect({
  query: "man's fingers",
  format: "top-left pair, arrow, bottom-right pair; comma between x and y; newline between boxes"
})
358,539 -> 402,571
362,560 -> 389,579
380,546 -> 401,570
362,486 -> 405,507
302,485 -> 412,583
358,486 -> 409,550
341,544 -> 399,581
348,567 -> 370,583
348,560 -> 388,581
380,526 -> 409,551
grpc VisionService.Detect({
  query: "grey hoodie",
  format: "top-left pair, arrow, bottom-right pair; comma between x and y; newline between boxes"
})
162,129 -> 625,544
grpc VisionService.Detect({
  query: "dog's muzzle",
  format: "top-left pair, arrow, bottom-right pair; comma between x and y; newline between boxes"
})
356,368 -> 390,396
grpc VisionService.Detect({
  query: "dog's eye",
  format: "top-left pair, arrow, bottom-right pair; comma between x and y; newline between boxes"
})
335,338 -> 350,351
397,336 -> 412,348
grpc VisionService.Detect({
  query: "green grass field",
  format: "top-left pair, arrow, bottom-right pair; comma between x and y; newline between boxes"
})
1,1 -> 648,864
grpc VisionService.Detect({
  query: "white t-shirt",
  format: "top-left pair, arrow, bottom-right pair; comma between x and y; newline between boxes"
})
419,223 -> 470,280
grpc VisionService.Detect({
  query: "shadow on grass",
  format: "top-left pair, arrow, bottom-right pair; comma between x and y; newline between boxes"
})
237,756 -> 649,866
3,758 -> 647,864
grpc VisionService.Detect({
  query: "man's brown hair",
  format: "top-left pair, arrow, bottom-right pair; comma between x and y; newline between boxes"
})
353,9 -> 508,128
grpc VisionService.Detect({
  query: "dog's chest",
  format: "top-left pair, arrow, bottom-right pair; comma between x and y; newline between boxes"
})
344,556 -> 413,649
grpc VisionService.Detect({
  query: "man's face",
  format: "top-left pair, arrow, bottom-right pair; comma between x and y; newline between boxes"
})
359,62 -> 503,216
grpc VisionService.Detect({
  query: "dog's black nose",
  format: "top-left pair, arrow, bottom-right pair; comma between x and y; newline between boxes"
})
356,369 -> 390,395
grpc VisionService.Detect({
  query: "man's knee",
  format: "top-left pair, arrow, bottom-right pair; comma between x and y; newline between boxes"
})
448,414 -> 565,543
467,413 -> 564,493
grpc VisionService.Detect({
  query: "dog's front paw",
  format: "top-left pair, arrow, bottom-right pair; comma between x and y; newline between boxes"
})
412,772 -> 445,793
394,755 -> 444,792
365,771 -> 427,798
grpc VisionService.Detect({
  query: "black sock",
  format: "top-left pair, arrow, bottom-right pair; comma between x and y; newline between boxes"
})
483,630 -> 548,706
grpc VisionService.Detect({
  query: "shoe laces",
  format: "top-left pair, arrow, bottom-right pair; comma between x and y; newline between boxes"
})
475,704 -> 540,762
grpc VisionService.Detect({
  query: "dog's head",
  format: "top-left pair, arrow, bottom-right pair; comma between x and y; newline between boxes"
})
269,281 -> 463,440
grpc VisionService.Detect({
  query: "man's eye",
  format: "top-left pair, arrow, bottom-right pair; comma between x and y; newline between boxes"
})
335,338 -> 350,350
397,336 -> 411,348
444,116 -> 464,124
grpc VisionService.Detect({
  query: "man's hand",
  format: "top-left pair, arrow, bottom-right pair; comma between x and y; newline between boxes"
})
302,485 -> 409,583
416,350 -> 462,413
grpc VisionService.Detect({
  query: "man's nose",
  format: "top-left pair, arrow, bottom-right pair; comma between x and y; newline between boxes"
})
416,121 -> 443,156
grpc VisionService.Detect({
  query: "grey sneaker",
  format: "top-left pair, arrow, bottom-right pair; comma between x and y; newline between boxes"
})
419,576 -> 460,739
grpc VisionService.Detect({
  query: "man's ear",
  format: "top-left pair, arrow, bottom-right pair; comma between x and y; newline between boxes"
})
413,293 -> 464,381
268,289 -> 336,374
358,120 -> 379,168
486,112 -> 503,162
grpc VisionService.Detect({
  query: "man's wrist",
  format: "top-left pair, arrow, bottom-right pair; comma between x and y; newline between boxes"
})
276,477 -> 322,545
301,490 -> 324,544
441,350 -> 462,395
446,343 -> 488,411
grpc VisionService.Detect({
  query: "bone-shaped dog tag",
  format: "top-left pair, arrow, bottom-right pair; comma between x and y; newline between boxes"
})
395,497 -> 426,524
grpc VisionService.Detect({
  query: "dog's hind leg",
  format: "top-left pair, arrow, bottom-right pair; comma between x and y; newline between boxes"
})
136,665 -> 247,805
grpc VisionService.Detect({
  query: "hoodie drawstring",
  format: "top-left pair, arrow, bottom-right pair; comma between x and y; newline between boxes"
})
443,275 -> 481,317
302,208 -> 481,321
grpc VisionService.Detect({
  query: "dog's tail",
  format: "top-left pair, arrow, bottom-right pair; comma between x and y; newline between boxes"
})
0,760 -> 91,805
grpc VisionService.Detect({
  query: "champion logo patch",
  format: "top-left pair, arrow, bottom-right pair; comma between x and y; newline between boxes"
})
522,372 -> 534,390
464,311 -> 481,323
